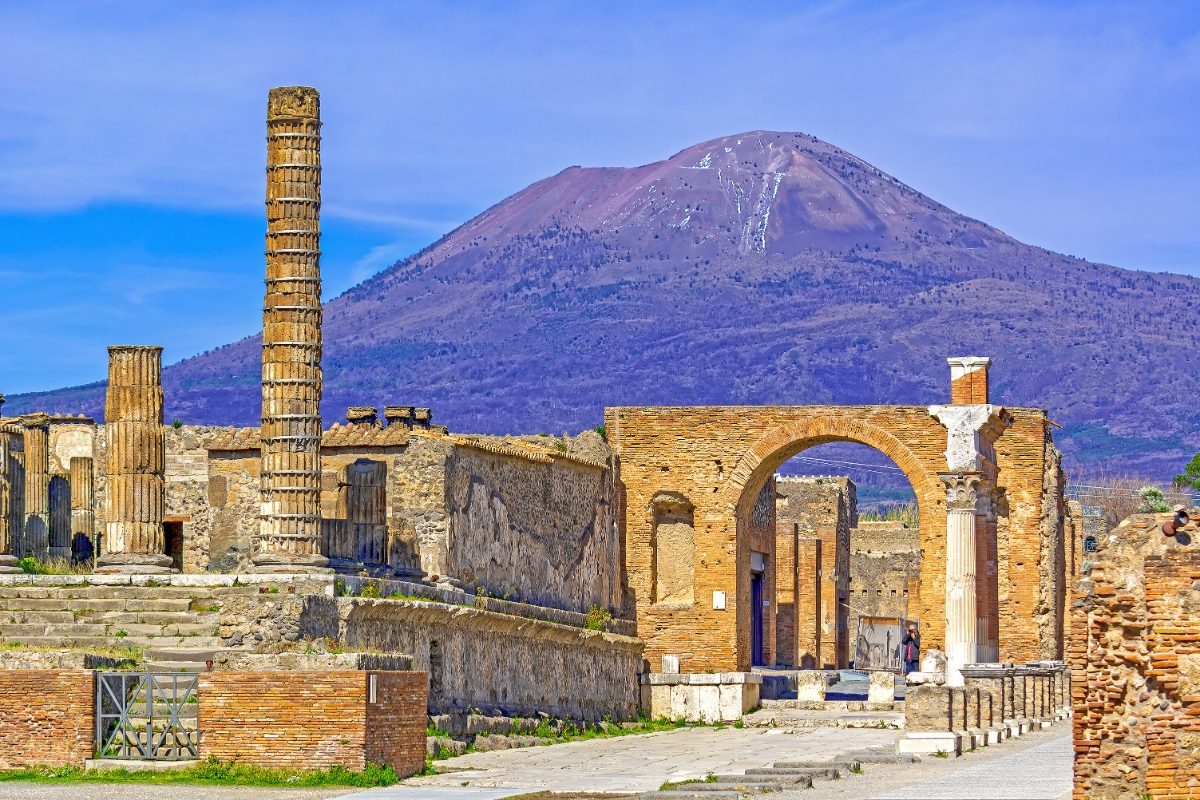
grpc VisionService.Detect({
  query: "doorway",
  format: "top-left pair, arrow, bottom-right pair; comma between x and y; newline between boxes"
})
163,521 -> 184,572
751,570 -> 765,667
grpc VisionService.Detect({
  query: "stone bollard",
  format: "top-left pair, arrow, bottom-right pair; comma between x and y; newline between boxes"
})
897,683 -> 961,756
962,663 -> 1009,744
868,670 -> 896,703
794,670 -> 838,702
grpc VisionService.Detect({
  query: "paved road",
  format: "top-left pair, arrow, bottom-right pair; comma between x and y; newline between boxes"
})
0,724 -> 1072,800
402,725 -> 895,794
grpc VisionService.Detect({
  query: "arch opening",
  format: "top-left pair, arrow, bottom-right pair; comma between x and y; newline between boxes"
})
737,439 -> 927,672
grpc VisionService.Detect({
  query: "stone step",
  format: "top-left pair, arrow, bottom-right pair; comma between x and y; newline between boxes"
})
639,792 -> 746,800
143,661 -> 208,673
839,750 -> 920,764
671,783 -> 782,794
746,766 -> 840,779
104,622 -> 216,637
124,636 -> 220,648
713,774 -> 812,787
75,611 -> 214,626
0,586 -> 221,600
144,647 -> 218,663
0,611 -> 76,624
773,760 -> 861,771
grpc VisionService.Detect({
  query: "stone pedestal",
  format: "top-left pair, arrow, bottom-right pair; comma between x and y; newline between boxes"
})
97,346 -> 173,574
640,672 -> 761,722
794,669 -> 839,702
254,85 -> 329,574
868,670 -> 896,703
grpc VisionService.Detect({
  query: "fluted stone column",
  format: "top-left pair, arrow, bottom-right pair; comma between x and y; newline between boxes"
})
21,414 -> 50,560
941,472 -> 980,686
97,345 -> 172,573
70,456 -> 95,562
0,423 -> 21,572
48,474 -> 70,559
254,86 -> 328,572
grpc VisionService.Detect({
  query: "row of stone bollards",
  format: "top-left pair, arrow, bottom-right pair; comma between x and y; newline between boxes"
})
898,660 -> 1071,756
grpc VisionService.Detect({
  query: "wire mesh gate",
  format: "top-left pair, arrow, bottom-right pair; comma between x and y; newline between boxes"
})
95,672 -> 200,760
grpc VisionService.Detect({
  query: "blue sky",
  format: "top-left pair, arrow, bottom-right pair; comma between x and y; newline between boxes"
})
3,1 -> 1199,394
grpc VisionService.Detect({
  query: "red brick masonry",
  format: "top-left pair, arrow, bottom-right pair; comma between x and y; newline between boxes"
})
199,670 -> 427,776
0,669 -> 94,768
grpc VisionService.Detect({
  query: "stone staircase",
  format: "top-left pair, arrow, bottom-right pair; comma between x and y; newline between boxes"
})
0,584 -> 223,653
638,752 -> 919,799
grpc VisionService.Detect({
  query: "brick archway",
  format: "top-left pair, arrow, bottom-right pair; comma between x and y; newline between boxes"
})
721,418 -> 944,674
606,402 -> 1063,673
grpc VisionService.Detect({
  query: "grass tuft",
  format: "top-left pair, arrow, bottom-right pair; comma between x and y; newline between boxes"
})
0,758 -> 401,787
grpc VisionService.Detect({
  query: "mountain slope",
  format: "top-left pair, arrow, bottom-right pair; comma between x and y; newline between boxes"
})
11,131 -> 1199,479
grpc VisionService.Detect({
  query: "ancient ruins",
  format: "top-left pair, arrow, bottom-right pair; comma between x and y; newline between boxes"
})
0,86 -> 1087,780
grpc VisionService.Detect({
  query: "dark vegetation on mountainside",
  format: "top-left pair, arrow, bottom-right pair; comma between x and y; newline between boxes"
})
11,131 -> 1197,479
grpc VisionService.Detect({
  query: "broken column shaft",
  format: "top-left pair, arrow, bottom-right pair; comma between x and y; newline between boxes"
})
70,456 -> 95,562
98,345 -> 172,573
254,85 -> 328,572
0,424 -> 21,572
21,415 -> 50,560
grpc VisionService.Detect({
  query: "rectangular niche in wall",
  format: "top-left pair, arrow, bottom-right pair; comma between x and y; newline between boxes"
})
651,492 -> 695,606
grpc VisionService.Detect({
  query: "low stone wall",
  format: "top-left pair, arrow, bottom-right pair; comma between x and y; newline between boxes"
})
336,597 -> 643,721
0,669 -> 94,768
199,670 -> 426,776
900,662 -> 1070,755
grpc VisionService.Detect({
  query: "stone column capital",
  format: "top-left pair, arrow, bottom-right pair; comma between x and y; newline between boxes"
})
928,404 -> 1006,473
940,472 -> 984,511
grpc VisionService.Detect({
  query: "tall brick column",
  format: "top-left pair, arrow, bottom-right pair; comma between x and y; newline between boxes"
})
69,457 -> 95,562
254,85 -> 328,572
0,422 -> 21,572
21,414 -> 51,560
97,345 -> 172,573
940,472 -> 981,686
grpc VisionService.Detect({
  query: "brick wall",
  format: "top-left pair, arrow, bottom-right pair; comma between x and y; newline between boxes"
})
607,403 -> 1063,672
777,477 -> 855,668
365,672 -> 428,776
199,670 -> 427,776
0,669 -> 93,768
774,521 -> 799,666
793,536 -> 821,667
748,479 -> 776,666
1072,512 -> 1200,799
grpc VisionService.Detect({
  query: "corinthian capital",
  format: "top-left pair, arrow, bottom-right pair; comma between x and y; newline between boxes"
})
940,472 -> 984,511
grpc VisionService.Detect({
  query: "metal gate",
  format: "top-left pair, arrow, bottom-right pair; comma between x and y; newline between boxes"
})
95,672 -> 200,760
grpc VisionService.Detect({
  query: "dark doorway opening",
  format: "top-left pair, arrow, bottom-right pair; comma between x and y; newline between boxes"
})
751,571 -> 765,667
163,521 -> 184,572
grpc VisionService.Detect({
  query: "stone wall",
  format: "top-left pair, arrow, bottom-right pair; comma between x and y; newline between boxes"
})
1071,511 -> 1200,799
198,670 -> 426,775
847,522 -> 919,649
441,437 -> 619,613
776,476 -> 856,669
336,597 -> 642,721
0,668 -> 93,767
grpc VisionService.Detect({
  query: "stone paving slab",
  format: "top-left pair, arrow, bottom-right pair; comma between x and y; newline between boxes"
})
333,789 -> 537,800
870,731 -> 1072,799
405,725 -> 895,794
